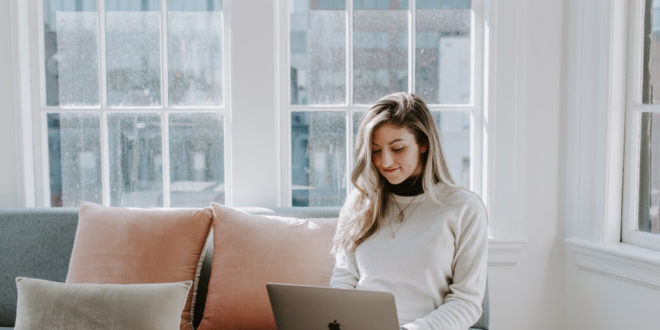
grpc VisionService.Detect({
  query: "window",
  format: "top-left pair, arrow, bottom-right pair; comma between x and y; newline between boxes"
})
285,0 -> 483,206
624,0 -> 660,249
41,0 -> 225,207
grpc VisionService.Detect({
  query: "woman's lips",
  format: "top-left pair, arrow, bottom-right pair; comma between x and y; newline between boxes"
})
383,167 -> 399,173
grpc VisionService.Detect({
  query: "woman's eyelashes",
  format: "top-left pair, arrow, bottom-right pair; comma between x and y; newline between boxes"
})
371,146 -> 405,154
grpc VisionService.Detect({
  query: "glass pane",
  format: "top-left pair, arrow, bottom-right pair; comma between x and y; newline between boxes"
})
169,113 -> 224,207
431,111 -> 471,188
168,0 -> 223,106
291,112 -> 346,206
108,113 -> 162,206
47,113 -> 102,206
290,0 -> 346,105
639,112 -> 660,233
106,1 -> 161,106
353,0 -> 408,104
352,110 -> 365,145
416,1 -> 471,104
43,1 -> 99,106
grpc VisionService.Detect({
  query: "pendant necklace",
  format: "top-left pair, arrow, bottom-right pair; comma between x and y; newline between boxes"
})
389,194 -> 421,239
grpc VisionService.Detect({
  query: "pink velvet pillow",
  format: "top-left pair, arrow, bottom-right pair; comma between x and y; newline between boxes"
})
66,201 -> 213,330
197,203 -> 338,330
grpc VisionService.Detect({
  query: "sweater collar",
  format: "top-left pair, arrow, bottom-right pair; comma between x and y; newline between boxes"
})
387,175 -> 424,196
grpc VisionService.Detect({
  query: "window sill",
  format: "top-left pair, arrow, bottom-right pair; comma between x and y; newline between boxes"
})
566,238 -> 660,290
488,238 -> 526,267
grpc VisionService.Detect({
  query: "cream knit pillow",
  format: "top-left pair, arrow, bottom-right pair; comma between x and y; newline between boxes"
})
15,277 -> 191,330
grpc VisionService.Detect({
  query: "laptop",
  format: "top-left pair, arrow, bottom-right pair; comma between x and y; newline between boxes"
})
266,283 -> 400,330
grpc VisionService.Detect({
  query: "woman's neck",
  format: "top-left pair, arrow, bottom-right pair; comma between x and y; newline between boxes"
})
387,175 -> 424,196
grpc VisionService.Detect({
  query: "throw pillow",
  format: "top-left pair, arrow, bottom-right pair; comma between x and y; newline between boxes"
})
197,203 -> 338,330
15,277 -> 191,330
66,201 -> 212,330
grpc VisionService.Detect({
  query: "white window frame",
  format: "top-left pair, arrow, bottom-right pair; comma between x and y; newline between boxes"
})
277,0 -> 485,207
14,0 -> 529,264
28,0 -> 231,207
623,0 -> 660,251
565,0 -> 660,290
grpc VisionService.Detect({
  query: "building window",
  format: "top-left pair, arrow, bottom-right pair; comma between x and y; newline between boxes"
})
287,0 -> 481,206
42,0 -> 225,207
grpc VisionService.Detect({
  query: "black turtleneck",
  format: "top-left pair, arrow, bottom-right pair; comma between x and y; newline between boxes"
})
387,175 -> 424,196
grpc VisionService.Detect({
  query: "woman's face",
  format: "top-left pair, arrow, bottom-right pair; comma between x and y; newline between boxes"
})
371,123 -> 427,185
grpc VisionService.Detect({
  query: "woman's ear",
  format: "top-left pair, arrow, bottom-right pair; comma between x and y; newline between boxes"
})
420,145 -> 428,154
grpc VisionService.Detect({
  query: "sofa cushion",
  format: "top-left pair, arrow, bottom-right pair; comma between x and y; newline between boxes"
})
15,277 -> 191,330
66,202 -> 212,330
0,207 -> 79,327
197,203 -> 338,330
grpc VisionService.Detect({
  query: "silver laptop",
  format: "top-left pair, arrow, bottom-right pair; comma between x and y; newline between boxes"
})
267,283 -> 400,330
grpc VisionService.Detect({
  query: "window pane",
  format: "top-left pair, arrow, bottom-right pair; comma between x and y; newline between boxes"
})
352,110 -> 365,146
43,1 -> 99,106
643,1 -> 660,103
108,113 -> 162,206
639,112 -> 660,234
290,0 -> 346,105
47,113 -> 102,206
416,1 -> 471,104
353,0 -> 408,104
431,111 -> 471,188
169,113 -> 224,207
168,0 -> 223,106
106,1 -> 161,106
291,112 -> 346,206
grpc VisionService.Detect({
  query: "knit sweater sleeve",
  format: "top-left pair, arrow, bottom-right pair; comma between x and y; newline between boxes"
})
403,196 -> 488,330
329,246 -> 360,289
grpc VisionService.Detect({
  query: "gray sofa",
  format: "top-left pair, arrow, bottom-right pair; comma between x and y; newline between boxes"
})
0,207 -> 489,329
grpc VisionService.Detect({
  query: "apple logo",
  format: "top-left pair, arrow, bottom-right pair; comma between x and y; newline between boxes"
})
328,320 -> 341,330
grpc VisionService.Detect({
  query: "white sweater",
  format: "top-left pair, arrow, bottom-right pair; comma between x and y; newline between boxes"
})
330,183 -> 488,330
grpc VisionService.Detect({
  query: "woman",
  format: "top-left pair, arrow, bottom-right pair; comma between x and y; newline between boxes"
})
330,92 -> 487,330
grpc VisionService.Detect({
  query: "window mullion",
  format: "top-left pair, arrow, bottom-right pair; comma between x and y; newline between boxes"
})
472,0 -> 485,196
99,0 -> 107,108
409,0 -> 415,94
347,0 -> 353,106
161,112 -> 171,207
346,109 -> 353,195
98,0 -> 111,206
161,0 -> 168,108
160,0 -> 170,207
279,0 -> 290,207
346,0 -> 354,197
39,112 -> 50,206
100,111 -> 111,205
630,105 -> 660,114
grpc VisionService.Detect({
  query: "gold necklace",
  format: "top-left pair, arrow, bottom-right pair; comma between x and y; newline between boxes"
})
389,194 -> 421,239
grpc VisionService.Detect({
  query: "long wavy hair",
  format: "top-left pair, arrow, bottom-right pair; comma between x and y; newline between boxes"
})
332,92 -> 455,253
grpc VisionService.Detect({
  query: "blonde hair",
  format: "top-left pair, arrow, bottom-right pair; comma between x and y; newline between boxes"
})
333,92 -> 454,253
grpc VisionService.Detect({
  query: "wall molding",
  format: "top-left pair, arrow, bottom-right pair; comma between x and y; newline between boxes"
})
488,238 -> 526,267
567,238 -> 660,290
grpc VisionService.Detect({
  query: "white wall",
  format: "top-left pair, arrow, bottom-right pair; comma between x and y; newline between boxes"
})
563,1 -> 660,329
565,261 -> 660,330
0,0 -> 22,207
488,0 -> 564,329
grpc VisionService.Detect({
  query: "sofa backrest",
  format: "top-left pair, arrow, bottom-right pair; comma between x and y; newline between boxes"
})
0,208 -> 79,327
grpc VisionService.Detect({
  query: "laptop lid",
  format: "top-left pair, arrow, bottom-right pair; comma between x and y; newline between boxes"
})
267,283 -> 399,330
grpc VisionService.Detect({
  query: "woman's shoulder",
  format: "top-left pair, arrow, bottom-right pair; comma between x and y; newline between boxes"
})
431,183 -> 488,228
431,182 -> 485,209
